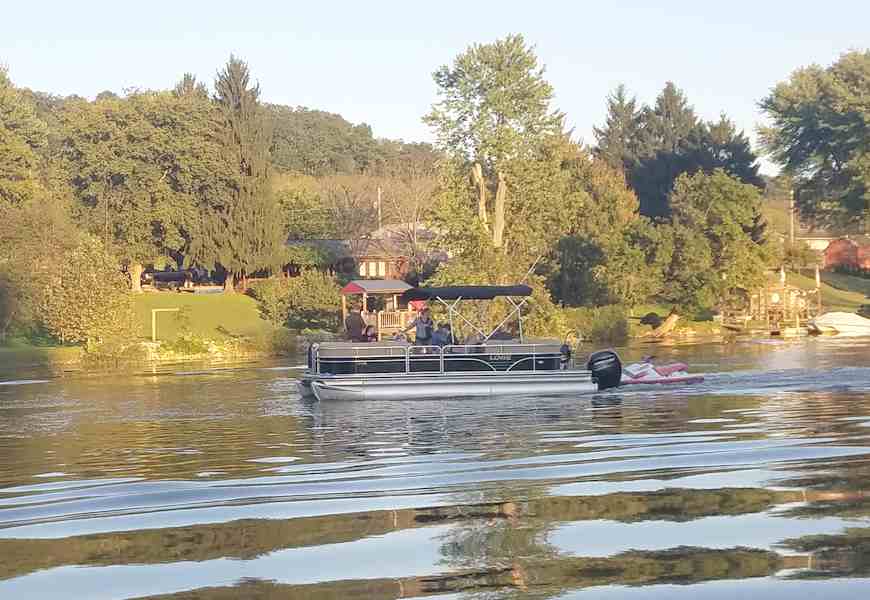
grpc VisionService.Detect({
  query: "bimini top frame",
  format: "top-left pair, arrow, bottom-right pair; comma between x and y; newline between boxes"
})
400,284 -> 533,343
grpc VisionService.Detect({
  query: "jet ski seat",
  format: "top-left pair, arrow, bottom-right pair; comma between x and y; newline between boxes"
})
654,362 -> 688,377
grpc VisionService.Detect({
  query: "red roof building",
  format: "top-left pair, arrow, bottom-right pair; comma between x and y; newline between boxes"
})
822,237 -> 870,270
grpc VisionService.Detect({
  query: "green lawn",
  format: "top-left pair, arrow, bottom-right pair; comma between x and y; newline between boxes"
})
787,272 -> 868,312
820,271 -> 870,298
132,292 -> 275,341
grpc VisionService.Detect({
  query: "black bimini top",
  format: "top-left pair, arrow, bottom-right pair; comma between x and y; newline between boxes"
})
401,285 -> 533,301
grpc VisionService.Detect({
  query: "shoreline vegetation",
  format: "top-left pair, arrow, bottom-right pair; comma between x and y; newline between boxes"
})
2,43 -> 868,371
5,266 -> 869,372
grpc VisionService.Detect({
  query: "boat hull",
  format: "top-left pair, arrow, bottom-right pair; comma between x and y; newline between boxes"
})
299,370 -> 597,401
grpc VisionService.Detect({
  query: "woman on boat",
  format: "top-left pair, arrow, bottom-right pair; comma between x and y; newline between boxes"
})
403,306 -> 434,346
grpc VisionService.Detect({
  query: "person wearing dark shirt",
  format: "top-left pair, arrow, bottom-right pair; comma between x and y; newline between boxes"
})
345,307 -> 367,342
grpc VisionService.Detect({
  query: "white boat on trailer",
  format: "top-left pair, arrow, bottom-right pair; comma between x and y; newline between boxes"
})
298,284 -> 623,401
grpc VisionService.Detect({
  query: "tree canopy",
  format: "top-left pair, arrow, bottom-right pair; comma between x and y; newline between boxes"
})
760,50 -> 870,228
190,56 -> 286,290
595,82 -> 762,218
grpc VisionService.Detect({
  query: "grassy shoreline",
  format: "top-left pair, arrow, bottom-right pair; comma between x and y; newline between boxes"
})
4,271 -> 867,369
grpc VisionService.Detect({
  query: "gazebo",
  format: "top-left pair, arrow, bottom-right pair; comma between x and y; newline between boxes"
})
340,279 -> 414,340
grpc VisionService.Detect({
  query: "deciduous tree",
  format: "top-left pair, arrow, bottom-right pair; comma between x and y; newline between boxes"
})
0,67 -> 48,205
658,170 -> 771,313
424,34 -> 564,254
760,50 -> 870,228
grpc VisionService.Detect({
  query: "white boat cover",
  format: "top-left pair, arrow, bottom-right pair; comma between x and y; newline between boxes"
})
811,312 -> 870,336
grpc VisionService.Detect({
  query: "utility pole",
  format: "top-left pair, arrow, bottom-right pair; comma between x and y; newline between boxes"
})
789,189 -> 795,245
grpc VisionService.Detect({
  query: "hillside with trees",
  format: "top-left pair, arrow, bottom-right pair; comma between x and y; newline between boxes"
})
1,42 -> 867,356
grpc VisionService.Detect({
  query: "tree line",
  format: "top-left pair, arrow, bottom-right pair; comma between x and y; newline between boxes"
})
1,41 -> 867,346
0,55 -> 436,344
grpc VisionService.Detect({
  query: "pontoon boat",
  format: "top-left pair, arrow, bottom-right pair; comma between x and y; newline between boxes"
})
298,285 -> 623,401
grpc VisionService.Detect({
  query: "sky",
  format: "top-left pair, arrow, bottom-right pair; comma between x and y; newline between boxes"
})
2,1 -> 868,174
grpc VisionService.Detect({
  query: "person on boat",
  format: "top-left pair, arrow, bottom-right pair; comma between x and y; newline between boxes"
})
362,325 -> 378,342
432,323 -> 454,347
345,306 -> 367,342
403,306 -> 434,346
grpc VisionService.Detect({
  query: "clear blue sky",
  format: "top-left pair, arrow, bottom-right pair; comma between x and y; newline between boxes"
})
3,1 -> 867,173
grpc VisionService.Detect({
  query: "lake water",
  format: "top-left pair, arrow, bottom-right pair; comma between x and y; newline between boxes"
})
1,338 -> 870,599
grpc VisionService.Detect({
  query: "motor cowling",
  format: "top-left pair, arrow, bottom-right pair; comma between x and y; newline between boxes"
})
587,350 -> 622,391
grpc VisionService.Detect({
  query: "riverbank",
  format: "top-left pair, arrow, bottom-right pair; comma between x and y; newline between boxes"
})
4,269 -> 868,370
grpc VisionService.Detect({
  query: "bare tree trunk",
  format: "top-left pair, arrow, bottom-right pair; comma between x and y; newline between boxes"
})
129,262 -> 144,293
492,171 -> 507,249
471,162 -> 489,230
223,273 -> 236,294
647,311 -> 680,338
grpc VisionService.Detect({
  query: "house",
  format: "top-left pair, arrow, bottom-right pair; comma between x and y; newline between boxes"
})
822,237 -> 870,270
285,237 -> 411,279
286,223 -> 446,280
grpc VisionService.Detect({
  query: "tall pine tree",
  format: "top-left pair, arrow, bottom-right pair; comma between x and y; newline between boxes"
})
593,84 -> 641,175
602,82 -> 762,218
192,56 -> 285,292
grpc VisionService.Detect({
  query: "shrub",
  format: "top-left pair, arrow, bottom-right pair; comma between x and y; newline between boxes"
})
160,333 -> 210,356
247,328 -> 298,356
248,271 -> 341,330
564,305 -> 629,344
37,237 -> 134,347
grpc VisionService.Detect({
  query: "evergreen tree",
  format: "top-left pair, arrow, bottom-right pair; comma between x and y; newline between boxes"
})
593,84 -> 641,174
694,115 -> 763,187
614,82 -> 762,218
191,56 -> 285,292
630,82 -> 702,217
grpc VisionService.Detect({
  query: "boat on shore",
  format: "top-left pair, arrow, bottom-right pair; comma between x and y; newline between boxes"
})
808,312 -> 870,337
298,284 -> 623,401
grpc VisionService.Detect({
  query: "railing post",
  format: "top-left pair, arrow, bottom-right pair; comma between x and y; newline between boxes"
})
405,346 -> 410,373
439,346 -> 444,373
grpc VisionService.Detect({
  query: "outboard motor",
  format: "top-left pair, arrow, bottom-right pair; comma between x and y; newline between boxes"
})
587,350 -> 622,391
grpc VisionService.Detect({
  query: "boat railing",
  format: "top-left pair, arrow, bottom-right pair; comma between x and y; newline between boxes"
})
312,342 -> 564,375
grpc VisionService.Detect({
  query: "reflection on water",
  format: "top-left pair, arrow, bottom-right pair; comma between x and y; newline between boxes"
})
1,338 -> 870,599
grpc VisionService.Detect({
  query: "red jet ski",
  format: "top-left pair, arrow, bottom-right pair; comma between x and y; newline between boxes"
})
621,356 -> 705,386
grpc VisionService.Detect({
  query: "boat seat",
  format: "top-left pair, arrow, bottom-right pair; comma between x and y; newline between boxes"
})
654,363 -> 688,377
